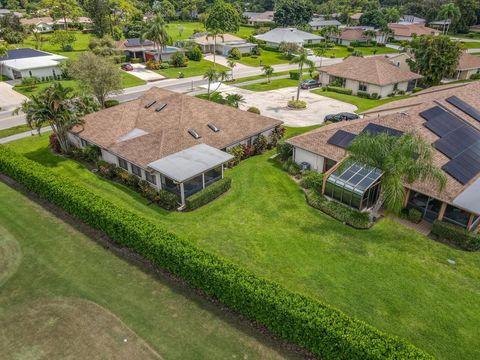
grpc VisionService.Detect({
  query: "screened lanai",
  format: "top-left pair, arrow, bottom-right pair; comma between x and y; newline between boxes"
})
324,163 -> 383,210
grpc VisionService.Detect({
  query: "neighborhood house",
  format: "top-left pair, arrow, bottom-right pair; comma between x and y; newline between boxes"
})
309,17 -> 341,30
68,88 -> 282,206
317,56 -> 422,97
454,52 -> 480,80
254,28 -> 323,47
243,11 -> 275,26
117,38 -> 184,61
388,23 -> 439,41
287,81 -> 480,231
329,27 -> 385,46
0,48 -> 66,80
191,33 -> 256,55
20,16 -> 92,32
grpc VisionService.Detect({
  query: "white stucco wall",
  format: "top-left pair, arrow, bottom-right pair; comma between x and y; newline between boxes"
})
100,149 -> 118,165
2,64 -> 61,80
293,147 -> 324,172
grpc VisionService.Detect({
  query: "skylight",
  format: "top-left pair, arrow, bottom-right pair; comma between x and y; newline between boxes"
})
155,103 -> 167,112
188,129 -> 201,139
144,100 -> 156,109
207,123 -> 219,132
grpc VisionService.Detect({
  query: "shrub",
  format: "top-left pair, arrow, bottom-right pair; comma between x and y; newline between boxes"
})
185,177 -> 231,210
370,93 -> 380,99
240,144 -> 255,159
156,189 -> 179,210
432,220 -> 480,251
96,160 -> 118,179
170,51 -> 188,67
229,47 -> 241,60
130,58 -> 142,64
412,87 -> 423,93
312,72 -> 320,81
253,134 -> 268,154
251,46 -> 261,56
357,91 -> 370,99
146,59 -> 161,70
0,147 -> 432,360
276,142 -> 293,161
347,46 -> 354,52
227,145 -> 244,166
247,106 -> 260,114
470,73 -> 480,80
82,145 -> 101,163
300,171 -> 324,191
21,76 -> 40,91
186,45 -> 203,61
325,86 -> 352,95
282,157 -> 301,175
289,70 -> 300,80
398,90 -> 406,95
49,133 -> 61,153
288,100 -> 307,109
407,208 -> 423,223
305,190 -> 372,229
159,62 -> 170,69
104,99 -> 120,108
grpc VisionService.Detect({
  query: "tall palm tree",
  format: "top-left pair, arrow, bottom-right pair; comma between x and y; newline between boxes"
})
142,13 -> 171,61
203,67 -> 220,98
363,30 -> 377,46
262,64 -> 273,83
227,59 -> 236,79
290,50 -> 314,101
320,25 -> 341,43
225,93 -> 245,108
206,30 -> 224,65
0,44 -> 8,81
438,3 -> 461,34
346,132 -> 446,215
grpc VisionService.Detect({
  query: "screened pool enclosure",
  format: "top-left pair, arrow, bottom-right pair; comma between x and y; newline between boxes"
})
324,163 -> 383,210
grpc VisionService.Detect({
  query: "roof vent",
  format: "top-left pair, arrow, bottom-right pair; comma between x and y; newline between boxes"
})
188,129 -> 201,139
155,103 -> 167,112
207,123 -> 219,132
144,100 -> 157,109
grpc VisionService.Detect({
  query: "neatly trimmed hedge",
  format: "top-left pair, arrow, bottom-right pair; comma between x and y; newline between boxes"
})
300,171 -> 324,192
305,190 -> 373,229
185,177 -> 231,210
104,99 -> 120,108
432,220 -> 480,251
325,86 -> 353,95
289,70 -> 300,80
0,146 -> 432,360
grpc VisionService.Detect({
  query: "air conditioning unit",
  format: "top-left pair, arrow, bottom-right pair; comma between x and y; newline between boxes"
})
301,162 -> 311,171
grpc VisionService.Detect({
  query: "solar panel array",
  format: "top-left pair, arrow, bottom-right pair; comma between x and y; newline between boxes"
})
327,130 -> 356,149
361,123 -> 404,137
446,96 -> 480,123
421,105 -> 480,185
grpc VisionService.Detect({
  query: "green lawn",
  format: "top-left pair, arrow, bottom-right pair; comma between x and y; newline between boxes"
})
225,71 -> 290,85
21,31 -> 92,60
0,124 -> 32,139
0,180 -> 299,359
5,131 -> 480,360
460,41 -> 480,49
13,72 -> 145,98
239,74 -> 310,91
167,22 -> 254,42
311,90 -> 410,113
237,50 -> 291,67
320,45 -> 399,58
156,58 -> 228,78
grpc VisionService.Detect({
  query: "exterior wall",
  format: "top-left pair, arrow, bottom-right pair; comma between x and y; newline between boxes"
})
456,68 -> 480,80
293,147 -> 325,173
100,149 -> 117,165
67,133 -> 82,148
220,44 -> 255,56
2,64 -> 61,80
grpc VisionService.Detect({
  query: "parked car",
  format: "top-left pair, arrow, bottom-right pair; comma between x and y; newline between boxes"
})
324,112 -> 360,122
121,63 -> 133,71
300,79 -> 320,89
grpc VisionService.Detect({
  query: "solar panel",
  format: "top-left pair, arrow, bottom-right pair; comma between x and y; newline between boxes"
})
446,96 -> 480,122
434,126 -> 480,158
144,100 -> 156,109
327,130 -> 356,149
0,48 -> 50,61
420,106 -> 464,137
361,123 -> 403,137
155,103 -> 167,112
125,38 -> 154,47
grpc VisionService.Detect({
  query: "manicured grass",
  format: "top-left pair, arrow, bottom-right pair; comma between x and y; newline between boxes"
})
120,71 -> 147,87
0,180 -> 299,360
239,74 -> 310,91
6,132 -> 480,360
0,124 -> 32,139
167,22 -> 254,41
320,45 -> 399,58
225,71 -> 290,85
156,59 -> 228,78
311,90 -> 410,113
21,31 -> 93,60
460,41 -> 480,49
0,75 -> 8,81
237,50 -> 291,67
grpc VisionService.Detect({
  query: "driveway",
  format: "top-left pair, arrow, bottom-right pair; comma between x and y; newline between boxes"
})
0,82 -> 28,112
214,85 -> 357,127
127,64 -> 165,82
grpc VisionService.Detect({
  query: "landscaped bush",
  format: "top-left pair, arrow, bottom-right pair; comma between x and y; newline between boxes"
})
82,145 -> 101,163
305,190 -> 373,229
288,100 -> 307,109
289,70 -> 300,80
146,59 -> 161,70
228,47 -> 242,60
104,99 -> 120,108
282,157 -> 301,175
247,106 -> 260,114
186,45 -> 203,61
407,208 -> 423,223
155,189 -> 179,210
300,171 -> 324,192
253,134 -> 268,154
170,51 -> 188,67
159,62 -> 170,69
432,220 -> 480,251
0,146 -> 432,360
185,177 -> 231,210
347,46 -> 354,52
357,91 -> 371,99
325,86 -> 353,95
227,145 -> 244,167
371,93 -> 380,99
96,160 -> 118,179
276,142 -> 293,161
470,73 -> 480,80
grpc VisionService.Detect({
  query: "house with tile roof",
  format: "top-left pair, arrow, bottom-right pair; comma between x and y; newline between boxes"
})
317,56 -> 422,98
243,11 -> 274,26
287,81 -> 480,231
329,27 -> 385,46
68,88 -> 283,206
388,23 -> 439,41
454,52 -> 480,80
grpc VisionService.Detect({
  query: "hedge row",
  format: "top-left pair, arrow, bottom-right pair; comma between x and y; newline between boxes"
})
0,146 -> 432,360
432,220 -> 480,251
324,86 -> 353,95
305,190 -> 373,229
185,177 -> 231,210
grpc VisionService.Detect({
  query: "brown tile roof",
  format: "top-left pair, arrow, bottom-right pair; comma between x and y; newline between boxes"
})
194,34 -> 245,45
338,28 -> 369,41
388,23 -> 439,37
71,88 -> 282,168
287,81 -> 480,206
318,56 -> 422,86
20,17 -> 53,25
457,52 -> 480,70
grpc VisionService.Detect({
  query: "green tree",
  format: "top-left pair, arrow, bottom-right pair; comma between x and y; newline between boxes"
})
142,13 -> 171,61
273,0 -> 314,27
49,30 -> 77,51
41,0 -> 82,31
290,50 -> 314,101
227,59 -> 236,79
320,24 -> 341,42
262,64 -> 273,83
205,0 -> 241,64
347,132 -> 446,215
363,29 -> 377,45
84,0 -> 111,38
68,52 -> 122,107
225,93 -> 245,108
203,67 -> 228,98
153,0 -> 177,21
409,35 -> 462,86
15,83 -> 100,153
0,44 -> 7,80
278,41 -> 300,58
438,3 -> 461,34
454,0 -> 480,33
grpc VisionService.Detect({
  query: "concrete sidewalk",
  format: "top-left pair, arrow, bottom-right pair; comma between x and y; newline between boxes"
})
0,126 -> 51,144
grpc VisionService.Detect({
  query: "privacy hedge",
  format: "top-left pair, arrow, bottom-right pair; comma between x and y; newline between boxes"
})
0,146 -> 432,360
305,190 -> 373,229
185,177 -> 231,210
432,220 -> 480,251
324,86 -> 353,95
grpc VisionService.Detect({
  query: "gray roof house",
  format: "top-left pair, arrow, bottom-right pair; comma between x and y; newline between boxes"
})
309,17 -> 341,30
255,28 -> 323,47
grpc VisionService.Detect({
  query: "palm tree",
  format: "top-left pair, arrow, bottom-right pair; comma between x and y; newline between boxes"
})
225,93 -> 245,108
203,67 -> 220,98
142,13 -> 171,61
363,30 -> 377,46
346,132 -> 446,215
320,25 -> 341,43
262,64 -> 273,83
0,44 -> 8,81
227,59 -> 236,80
206,30 -> 224,65
314,47 -> 327,67
379,26 -> 394,44
438,3 -> 461,34
290,50 -> 315,101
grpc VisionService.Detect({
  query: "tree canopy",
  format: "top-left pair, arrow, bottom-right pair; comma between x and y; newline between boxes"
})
273,0 -> 314,27
204,0 -> 241,34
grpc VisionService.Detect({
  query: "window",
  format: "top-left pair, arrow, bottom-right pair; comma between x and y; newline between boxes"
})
29,71 -> 32,77
358,82 -> 367,92
323,158 -> 337,172
393,83 -> 398,91
80,139 -> 89,147
118,157 -> 129,170
131,164 -> 142,177
145,172 -> 157,185
443,205 -> 470,228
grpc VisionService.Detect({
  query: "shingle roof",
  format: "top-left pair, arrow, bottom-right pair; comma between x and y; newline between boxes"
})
456,52 -> 480,71
318,56 -> 422,86
287,81 -> 480,208
309,18 -> 341,27
255,28 -> 323,44
336,28 -> 370,41
71,88 -> 282,168
193,33 -> 245,45
388,23 -> 439,37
